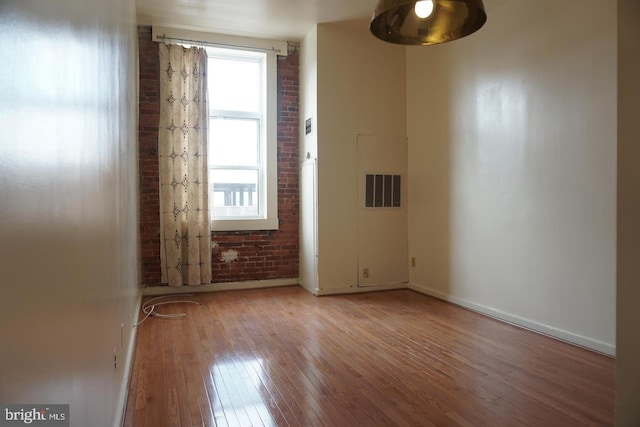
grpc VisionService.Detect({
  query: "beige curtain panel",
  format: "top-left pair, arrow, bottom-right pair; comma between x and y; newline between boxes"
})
158,44 -> 212,286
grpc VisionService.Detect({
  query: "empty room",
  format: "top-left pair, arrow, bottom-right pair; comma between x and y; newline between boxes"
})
1,1 -> 639,426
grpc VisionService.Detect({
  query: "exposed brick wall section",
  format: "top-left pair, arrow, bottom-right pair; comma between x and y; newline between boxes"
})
137,27 -> 299,286
138,26 -> 162,285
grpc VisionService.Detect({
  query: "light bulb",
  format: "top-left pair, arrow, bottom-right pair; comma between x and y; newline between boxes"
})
414,0 -> 434,19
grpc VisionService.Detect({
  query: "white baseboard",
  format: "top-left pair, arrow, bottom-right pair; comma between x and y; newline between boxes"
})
315,282 -> 408,296
114,291 -> 142,427
142,277 -> 300,296
408,283 -> 615,357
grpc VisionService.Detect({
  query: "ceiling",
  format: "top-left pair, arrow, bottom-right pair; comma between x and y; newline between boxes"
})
137,0 -> 379,41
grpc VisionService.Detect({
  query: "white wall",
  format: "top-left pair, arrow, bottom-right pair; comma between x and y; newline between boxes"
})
617,0 -> 640,423
314,21 -> 407,292
300,26 -> 318,162
299,26 -> 319,293
0,1 -> 140,426
407,0 -> 617,354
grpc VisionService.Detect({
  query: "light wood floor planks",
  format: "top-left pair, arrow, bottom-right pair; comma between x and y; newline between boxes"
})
123,286 -> 614,427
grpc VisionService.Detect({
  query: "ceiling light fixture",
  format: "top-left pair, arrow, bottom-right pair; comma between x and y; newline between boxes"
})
370,0 -> 487,46
414,1 -> 434,19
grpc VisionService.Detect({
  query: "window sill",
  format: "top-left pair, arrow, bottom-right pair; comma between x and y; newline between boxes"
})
211,217 -> 279,232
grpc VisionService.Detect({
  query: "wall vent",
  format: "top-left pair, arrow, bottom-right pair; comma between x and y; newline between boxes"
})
365,174 -> 401,208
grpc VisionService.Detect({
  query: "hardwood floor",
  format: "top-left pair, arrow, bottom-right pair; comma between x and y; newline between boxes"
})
123,286 -> 614,427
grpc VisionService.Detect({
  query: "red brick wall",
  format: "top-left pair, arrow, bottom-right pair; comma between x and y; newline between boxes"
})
139,26 -> 161,284
137,26 -> 299,286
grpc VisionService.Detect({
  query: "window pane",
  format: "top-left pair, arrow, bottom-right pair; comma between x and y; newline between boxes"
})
210,169 -> 259,217
209,56 -> 261,112
210,118 -> 259,167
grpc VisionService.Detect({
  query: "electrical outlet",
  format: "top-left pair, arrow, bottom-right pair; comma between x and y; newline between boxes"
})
363,268 -> 369,278
113,347 -> 117,370
411,257 -> 416,267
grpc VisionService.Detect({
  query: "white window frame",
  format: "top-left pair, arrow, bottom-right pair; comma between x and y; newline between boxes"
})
207,47 -> 279,231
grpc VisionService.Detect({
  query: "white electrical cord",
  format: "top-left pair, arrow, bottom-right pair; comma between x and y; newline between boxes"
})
134,294 -> 201,327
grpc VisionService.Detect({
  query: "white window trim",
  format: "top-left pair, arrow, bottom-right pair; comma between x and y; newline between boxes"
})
208,48 -> 279,232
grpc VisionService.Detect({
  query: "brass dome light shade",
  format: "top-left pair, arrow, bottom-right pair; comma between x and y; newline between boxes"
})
370,0 -> 487,45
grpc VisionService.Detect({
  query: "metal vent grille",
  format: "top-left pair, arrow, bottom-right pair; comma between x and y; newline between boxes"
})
365,174 -> 401,208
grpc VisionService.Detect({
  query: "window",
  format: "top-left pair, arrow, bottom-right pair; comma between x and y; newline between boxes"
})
207,47 -> 278,231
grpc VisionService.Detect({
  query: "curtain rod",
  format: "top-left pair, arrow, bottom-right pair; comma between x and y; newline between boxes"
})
155,34 -> 284,55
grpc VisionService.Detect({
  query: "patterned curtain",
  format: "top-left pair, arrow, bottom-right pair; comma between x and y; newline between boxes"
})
158,44 -> 212,286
